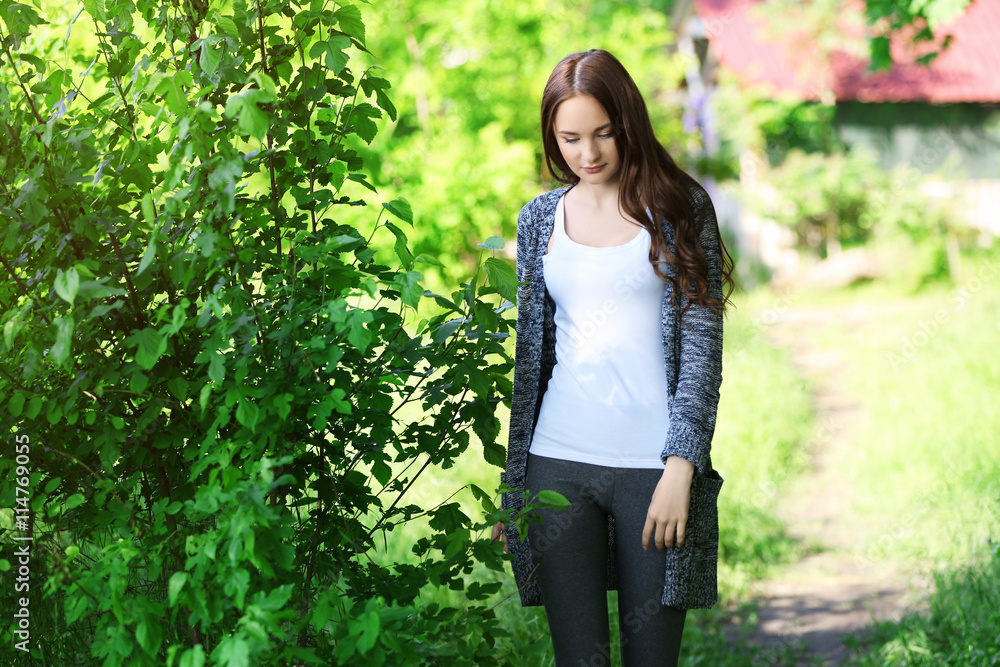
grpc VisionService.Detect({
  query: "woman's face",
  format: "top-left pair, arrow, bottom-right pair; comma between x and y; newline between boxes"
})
553,94 -> 621,188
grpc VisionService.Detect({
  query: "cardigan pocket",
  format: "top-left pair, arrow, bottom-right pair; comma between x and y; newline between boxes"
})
686,468 -> 723,547
662,468 -> 724,609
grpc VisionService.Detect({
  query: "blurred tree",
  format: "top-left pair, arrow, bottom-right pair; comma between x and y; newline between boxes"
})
348,0 -> 693,286
758,0 -> 976,71
865,0 -> 975,68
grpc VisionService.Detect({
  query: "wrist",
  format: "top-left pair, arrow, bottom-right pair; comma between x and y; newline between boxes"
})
663,455 -> 695,477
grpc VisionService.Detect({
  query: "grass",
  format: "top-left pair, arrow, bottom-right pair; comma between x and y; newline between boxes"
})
740,243 -> 1000,666
844,540 -> 1000,666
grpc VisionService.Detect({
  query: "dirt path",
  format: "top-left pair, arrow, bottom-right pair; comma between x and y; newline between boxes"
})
739,301 -> 932,665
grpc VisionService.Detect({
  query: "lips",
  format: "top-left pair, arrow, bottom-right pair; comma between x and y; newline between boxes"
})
582,164 -> 605,174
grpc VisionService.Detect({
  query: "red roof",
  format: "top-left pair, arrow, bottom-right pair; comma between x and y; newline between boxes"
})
694,0 -> 1000,103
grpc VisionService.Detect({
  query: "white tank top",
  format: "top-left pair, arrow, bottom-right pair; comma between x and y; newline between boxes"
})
529,193 -> 671,470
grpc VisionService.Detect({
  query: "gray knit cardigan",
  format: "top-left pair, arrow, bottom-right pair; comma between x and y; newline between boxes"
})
500,180 -> 726,610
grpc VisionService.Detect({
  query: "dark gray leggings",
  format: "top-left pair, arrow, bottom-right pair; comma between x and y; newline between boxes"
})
525,452 -> 687,667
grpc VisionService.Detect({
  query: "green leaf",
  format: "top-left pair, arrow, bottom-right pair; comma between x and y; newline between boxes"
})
130,371 -> 149,395
3,317 -> 22,349
345,310 -> 374,351
394,270 -> 423,309
334,4 -> 365,44
328,161 -> 348,191
345,102 -> 380,144
347,172 -> 378,193
198,35 -> 222,75
18,52 -> 44,73
385,222 -> 414,270
414,253 -> 444,268
208,352 -> 225,383
870,35 -> 892,71
371,459 -> 391,486
382,198 -> 413,225
88,300 -> 124,319
433,317 -> 465,345
82,0 -> 106,22
136,614 -> 162,655
484,257 -> 517,301
224,90 -> 271,142
123,163 -> 154,192
199,384 -> 212,413
216,16 -> 239,39
1,1 -> 45,39
136,239 -> 156,276
477,236 -> 505,251
8,392 -> 25,417
168,377 -> 189,401
179,645 -> 206,667
77,280 -> 127,301
54,267 -> 80,306
272,393 -> 293,420
65,493 -> 85,509
51,315 -> 74,366
356,610 -> 380,654
25,395 -> 42,419
235,399 -> 260,432
168,571 -> 187,606
254,584 -> 293,611
128,328 -> 168,370
316,35 -> 351,74
537,490 -> 570,508
482,439 -> 505,469
213,636 -> 249,667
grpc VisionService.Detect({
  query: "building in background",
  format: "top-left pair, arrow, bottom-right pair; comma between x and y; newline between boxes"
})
671,0 -> 1000,284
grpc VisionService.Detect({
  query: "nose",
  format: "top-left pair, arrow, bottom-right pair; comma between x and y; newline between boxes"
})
583,140 -> 600,163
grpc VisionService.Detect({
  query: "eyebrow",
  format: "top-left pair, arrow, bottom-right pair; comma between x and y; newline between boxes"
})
556,123 -> 612,136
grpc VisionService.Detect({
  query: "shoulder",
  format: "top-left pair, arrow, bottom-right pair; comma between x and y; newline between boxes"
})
677,177 -> 710,209
679,178 -> 716,227
518,185 -> 571,230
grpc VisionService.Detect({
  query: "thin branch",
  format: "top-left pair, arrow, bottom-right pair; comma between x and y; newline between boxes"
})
365,384 -> 473,540
0,364 -> 27,391
1,33 -> 44,124
44,445 -> 142,533
106,229 -> 143,320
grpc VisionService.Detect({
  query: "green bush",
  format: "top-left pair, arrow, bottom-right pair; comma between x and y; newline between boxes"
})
0,1 -> 533,663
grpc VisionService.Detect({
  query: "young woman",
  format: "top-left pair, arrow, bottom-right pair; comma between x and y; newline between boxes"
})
491,49 -> 736,665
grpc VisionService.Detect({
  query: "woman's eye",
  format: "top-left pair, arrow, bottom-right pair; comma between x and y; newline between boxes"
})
562,138 -> 579,144
599,133 -> 613,139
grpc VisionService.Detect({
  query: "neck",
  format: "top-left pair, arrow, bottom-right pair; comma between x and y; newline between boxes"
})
571,178 -> 621,211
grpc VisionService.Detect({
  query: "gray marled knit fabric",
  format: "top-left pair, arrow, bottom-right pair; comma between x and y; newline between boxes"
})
501,180 -> 725,610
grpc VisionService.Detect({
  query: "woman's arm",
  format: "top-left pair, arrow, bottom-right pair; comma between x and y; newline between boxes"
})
659,185 -> 725,477
645,184 -> 725,550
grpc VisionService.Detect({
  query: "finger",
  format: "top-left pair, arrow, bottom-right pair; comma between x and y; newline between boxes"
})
676,517 -> 686,548
642,515 -> 654,550
661,520 -> 676,550
655,521 -> 667,551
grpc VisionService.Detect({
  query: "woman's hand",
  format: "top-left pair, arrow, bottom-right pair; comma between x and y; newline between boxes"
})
491,521 -> 509,554
642,456 -> 695,550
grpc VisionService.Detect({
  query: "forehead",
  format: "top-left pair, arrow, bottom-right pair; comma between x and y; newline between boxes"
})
554,95 -> 611,131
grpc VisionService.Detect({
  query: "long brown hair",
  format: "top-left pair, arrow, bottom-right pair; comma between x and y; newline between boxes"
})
541,49 -> 736,316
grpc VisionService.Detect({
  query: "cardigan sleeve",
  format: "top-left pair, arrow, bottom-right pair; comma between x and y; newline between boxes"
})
659,185 -> 725,475
501,200 -> 535,488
